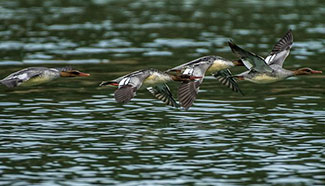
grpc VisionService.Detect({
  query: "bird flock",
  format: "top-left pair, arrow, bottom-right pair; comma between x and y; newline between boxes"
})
0,30 -> 322,110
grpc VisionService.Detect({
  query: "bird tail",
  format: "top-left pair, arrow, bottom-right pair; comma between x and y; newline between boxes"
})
99,81 -> 118,87
0,79 -> 19,88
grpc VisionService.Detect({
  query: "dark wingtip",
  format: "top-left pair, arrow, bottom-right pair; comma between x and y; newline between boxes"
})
228,40 -> 235,47
213,70 -> 245,96
288,29 -> 293,40
228,40 -> 239,51
238,88 -> 245,96
286,29 -> 293,38
228,41 -> 242,58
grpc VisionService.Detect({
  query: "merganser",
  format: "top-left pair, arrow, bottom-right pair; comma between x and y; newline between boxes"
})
226,30 -> 322,84
99,68 -> 198,107
0,66 -> 90,88
166,56 -> 244,110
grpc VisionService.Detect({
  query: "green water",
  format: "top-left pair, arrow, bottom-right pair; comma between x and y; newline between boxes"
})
0,0 -> 324,185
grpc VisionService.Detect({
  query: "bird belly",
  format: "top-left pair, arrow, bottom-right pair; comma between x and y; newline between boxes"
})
249,74 -> 280,84
21,76 -> 55,86
143,73 -> 170,86
207,62 -> 229,73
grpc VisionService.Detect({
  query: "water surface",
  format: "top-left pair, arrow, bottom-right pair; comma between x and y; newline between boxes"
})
0,0 -> 325,185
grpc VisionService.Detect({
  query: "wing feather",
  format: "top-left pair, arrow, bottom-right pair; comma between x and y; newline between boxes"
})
228,41 -> 273,73
114,85 -> 135,103
266,29 -> 293,67
213,69 -> 244,95
146,84 -> 178,107
178,80 -> 201,110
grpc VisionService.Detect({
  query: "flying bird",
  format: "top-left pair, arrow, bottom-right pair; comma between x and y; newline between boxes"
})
0,66 -> 90,88
225,30 -> 322,84
166,56 -> 244,110
99,68 -> 199,107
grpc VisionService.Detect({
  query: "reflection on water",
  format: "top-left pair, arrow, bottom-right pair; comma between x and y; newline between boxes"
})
0,0 -> 325,185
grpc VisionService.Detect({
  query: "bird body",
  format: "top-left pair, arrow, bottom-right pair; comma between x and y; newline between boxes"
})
166,55 -> 243,110
19,68 -> 61,86
243,72 -> 282,84
168,56 -> 237,75
206,58 -> 236,73
0,67 -> 90,88
100,68 -> 193,107
236,65 -> 293,84
143,71 -> 173,85
227,30 -> 322,84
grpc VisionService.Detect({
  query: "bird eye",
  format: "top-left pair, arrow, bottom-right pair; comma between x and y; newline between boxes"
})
305,69 -> 311,72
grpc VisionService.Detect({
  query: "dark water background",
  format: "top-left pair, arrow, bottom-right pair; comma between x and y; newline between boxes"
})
0,0 -> 324,185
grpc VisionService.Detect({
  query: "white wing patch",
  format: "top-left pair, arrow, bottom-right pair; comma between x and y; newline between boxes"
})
17,73 -> 28,80
242,59 -> 254,70
118,77 -> 130,88
183,68 -> 194,75
265,54 -> 276,64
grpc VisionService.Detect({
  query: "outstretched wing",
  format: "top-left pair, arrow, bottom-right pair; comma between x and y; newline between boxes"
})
228,41 -> 273,73
147,83 -> 178,107
177,63 -> 209,110
101,69 -> 152,104
113,75 -> 144,104
213,69 -> 244,96
178,80 -> 201,110
114,85 -> 136,104
265,29 -> 293,67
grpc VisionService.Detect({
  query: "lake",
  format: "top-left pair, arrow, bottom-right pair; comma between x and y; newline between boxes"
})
0,0 -> 324,185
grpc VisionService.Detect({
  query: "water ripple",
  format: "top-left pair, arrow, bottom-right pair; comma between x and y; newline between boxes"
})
0,0 -> 325,185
